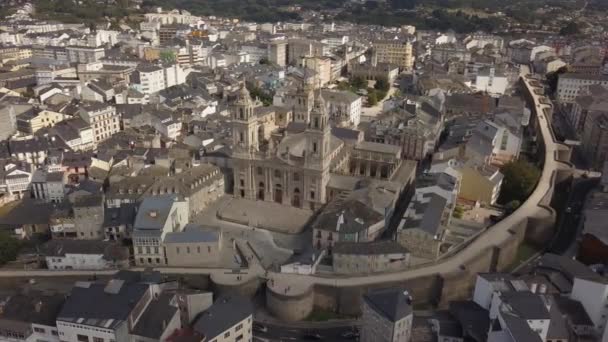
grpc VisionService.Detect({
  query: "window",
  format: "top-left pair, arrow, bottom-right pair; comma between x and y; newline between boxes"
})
235,323 -> 243,331
93,338 -> 104,342
224,332 -> 231,338
274,170 -> 281,178
197,246 -> 201,253
77,335 -> 89,342
310,191 -> 315,200
293,173 -> 300,181
137,246 -> 142,254
52,330 -> 58,336
34,327 -> 45,333
186,247 -> 191,254
176,247 -> 180,254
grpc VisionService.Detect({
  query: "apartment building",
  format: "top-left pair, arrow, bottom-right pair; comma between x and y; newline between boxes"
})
65,45 -> 105,64
568,84 -> 608,135
192,295 -> 253,342
268,40 -> 287,66
287,39 -> 327,64
320,89 -> 362,127
361,288 -> 413,342
299,55 -> 332,87
132,195 -> 189,267
0,291 -> 64,342
130,64 -> 188,96
581,107 -> 608,171
373,40 -> 414,71
556,73 -> 608,104
78,102 -> 120,143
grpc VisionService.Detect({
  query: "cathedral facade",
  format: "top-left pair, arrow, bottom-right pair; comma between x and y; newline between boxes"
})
231,84 -> 344,211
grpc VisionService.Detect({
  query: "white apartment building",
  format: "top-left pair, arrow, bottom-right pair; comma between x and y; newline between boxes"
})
41,240 -> 127,270
131,64 -> 188,96
1,163 -> 32,200
557,73 -> 608,104
144,8 -> 200,25
78,103 -> 120,143
571,275 -> 608,336
320,89 -> 362,127
322,35 -> 349,49
472,68 -> 509,97
133,195 -> 189,266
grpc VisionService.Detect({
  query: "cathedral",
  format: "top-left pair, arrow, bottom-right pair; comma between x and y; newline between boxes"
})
230,81 -> 409,211
231,82 -> 344,211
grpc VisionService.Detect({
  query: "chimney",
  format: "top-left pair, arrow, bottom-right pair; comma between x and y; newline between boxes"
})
530,283 -> 537,293
539,284 -> 547,294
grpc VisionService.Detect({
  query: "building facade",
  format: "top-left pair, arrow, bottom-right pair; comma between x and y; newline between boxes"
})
373,40 -> 414,71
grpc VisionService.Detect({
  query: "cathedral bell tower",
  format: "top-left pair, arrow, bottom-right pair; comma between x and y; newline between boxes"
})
232,84 -> 258,157
306,91 -> 331,169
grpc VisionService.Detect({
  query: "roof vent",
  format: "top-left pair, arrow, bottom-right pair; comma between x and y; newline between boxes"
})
149,210 -> 158,218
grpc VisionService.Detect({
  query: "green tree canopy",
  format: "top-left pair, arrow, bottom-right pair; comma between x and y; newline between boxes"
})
0,232 -> 20,265
367,92 -> 378,106
560,22 -> 580,36
351,76 -> 367,89
498,160 -> 541,205
374,77 -> 390,92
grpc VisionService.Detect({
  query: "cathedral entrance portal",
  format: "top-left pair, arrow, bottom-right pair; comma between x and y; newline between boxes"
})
258,182 -> 265,200
274,184 -> 283,203
292,188 -> 301,208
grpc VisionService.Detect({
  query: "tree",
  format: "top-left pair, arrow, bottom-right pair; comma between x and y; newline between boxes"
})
374,77 -> 390,92
505,200 -> 521,213
0,232 -> 20,265
453,205 -> 464,219
160,50 -> 177,64
367,92 -> 378,106
351,76 -> 367,89
498,160 -> 541,205
560,22 -> 580,36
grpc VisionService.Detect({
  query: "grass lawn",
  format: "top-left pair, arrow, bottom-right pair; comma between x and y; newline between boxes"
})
507,243 -> 540,271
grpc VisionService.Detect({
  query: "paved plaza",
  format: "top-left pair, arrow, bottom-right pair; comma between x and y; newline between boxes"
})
217,197 -> 313,234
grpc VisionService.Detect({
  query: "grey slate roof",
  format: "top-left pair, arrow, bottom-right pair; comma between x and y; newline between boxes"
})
553,296 -> 594,327
449,301 -> 490,342
535,253 -> 608,284
500,291 -> 550,320
313,199 -> 383,234
363,287 -> 412,322
0,291 -> 65,326
192,296 -> 253,340
131,292 -> 178,339
134,195 -> 178,230
58,281 -> 149,329
401,192 -> 446,236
